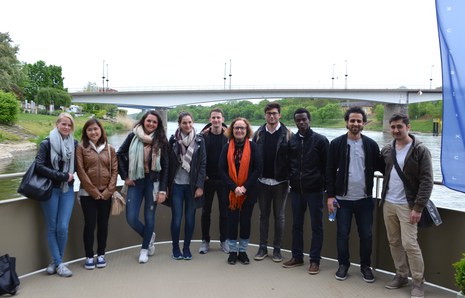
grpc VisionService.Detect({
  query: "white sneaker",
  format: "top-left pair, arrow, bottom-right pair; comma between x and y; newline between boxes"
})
46,261 -> 56,275
148,233 -> 156,256
220,241 -> 230,254
96,255 -> 106,268
84,257 -> 95,270
57,263 -> 72,277
199,241 -> 209,254
139,249 -> 149,263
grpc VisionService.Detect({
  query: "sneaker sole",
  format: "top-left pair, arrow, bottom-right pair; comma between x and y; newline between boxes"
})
172,255 -> 184,260
272,258 -> 283,263
84,265 -> 95,270
385,282 -> 408,289
362,276 -> 375,283
282,263 -> 304,268
199,250 -> 208,254
96,264 -> 106,268
308,270 -> 320,275
335,274 -> 348,281
254,255 -> 267,261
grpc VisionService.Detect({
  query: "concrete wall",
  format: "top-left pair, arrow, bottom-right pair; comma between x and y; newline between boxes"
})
0,193 -> 462,290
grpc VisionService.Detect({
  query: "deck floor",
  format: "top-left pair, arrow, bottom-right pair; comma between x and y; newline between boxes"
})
18,241 -> 456,298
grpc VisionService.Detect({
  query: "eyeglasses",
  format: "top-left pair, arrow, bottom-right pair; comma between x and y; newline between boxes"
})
266,112 -> 279,116
233,126 -> 247,131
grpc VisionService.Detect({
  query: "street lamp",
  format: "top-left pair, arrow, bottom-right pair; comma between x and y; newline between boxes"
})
344,60 -> 348,89
223,63 -> 227,90
430,64 -> 434,89
102,60 -> 106,92
229,59 -> 232,90
332,63 -> 335,89
106,63 -> 109,91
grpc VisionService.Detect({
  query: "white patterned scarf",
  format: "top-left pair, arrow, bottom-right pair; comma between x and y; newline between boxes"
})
175,127 -> 196,173
128,125 -> 161,180
49,127 -> 75,192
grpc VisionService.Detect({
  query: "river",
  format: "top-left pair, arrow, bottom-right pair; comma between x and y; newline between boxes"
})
1,122 -> 464,211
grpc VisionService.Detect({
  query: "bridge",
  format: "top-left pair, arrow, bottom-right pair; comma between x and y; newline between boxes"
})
70,87 -> 442,108
70,87 -> 443,131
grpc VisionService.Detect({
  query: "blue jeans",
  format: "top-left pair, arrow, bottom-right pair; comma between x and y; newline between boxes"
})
290,190 -> 324,264
227,199 -> 255,252
336,198 -> 374,267
201,179 -> 229,243
258,182 -> 288,250
171,184 -> 196,249
126,175 -> 156,249
41,186 -> 75,265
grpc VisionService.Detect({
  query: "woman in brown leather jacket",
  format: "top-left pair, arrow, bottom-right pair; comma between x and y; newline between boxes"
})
76,118 -> 118,270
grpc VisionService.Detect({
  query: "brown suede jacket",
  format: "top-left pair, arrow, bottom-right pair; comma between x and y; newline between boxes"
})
76,144 -> 118,200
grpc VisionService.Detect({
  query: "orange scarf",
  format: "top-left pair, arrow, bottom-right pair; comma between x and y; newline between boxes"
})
227,139 -> 251,210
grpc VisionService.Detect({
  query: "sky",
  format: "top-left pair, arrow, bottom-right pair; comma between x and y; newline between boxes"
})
2,0 -> 442,91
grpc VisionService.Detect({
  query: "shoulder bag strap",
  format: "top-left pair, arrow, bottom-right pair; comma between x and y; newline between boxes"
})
391,140 -> 412,189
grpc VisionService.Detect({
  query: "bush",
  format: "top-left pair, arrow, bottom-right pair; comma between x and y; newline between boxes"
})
0,91 -> 20,124
453,253 -> 465,295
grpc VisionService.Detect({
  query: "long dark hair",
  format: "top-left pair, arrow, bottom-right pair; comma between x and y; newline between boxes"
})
136,110 -> 168,148
81,118 -> 107,147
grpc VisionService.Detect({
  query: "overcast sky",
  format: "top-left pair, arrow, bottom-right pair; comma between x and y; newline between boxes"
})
2,0 -> 442,91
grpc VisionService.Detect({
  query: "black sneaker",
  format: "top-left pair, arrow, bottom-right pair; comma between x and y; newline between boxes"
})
335,264 -> 349,281
228,252 -> 238,265
254,247 -> 268,261
361,266 -> 375,283
238,252 -> 250,265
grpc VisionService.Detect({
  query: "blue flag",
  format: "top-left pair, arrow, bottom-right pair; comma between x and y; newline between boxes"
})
437,0 -> 465,192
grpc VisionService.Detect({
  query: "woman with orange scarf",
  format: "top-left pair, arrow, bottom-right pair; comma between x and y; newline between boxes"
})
219,118 -> 262,265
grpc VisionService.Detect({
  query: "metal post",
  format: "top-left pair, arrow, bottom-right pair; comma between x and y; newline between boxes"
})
102,60 -> 106,92
229,59 -> 232,90
106,63 -> 109,91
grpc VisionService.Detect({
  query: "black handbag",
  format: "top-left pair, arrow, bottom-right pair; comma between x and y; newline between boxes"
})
0,254 -> 20,296
17,161 -> 53,201
391,143 -> 442,228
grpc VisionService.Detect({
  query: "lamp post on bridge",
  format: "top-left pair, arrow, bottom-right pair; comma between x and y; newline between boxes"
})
430,64 -> 434,89
102,60 -> 106,92
344,60 -> 348,89
106,63 -> 109,91
331,63 -> 335,89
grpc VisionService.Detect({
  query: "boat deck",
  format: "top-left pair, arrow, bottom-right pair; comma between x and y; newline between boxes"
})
18,242 -> 455,298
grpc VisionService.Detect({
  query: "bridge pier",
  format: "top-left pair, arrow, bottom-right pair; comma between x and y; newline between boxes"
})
383,103 -> 408,132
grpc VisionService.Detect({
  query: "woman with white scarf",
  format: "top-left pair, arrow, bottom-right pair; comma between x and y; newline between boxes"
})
167,112 -> 206,260
117,111 -> 169,264
35,113 -> 77,277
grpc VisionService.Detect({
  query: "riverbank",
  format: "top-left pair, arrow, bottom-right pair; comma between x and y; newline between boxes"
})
0,142 -> 37,162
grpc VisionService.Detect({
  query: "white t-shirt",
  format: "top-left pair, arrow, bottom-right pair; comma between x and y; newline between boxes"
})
385,142 -> 412,204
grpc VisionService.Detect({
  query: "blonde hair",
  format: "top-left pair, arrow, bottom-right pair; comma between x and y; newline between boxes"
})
56,112 -> 75,132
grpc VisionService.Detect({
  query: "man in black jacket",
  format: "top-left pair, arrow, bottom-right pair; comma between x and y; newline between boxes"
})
252,102 -> 292,263
199,108 -> 229,254
326,106 -> 383,282
282,108 -> 328,275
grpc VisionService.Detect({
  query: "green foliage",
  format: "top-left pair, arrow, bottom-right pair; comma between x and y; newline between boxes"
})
95,110 -> 107,119
313,103 -> 343,123
0,32 -> 24,94
409,101 -> 442,120
0,91 -> 20,124
453,253 -> 465,295
35,87 -> 71,109
374,104 -> 384,122
23,60 -> 65,100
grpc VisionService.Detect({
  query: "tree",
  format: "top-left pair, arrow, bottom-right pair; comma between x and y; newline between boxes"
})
23,60 -> 65,100
35,87 -> 71,110
0,32 -> 25,97
0,90 -> 20,124
374,104 -> 384,122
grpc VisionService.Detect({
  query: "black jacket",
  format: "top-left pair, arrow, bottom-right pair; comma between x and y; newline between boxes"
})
35,137 -> 77,187
201,124 -> 228,180
288,129 -> 329,193
167,133 -> 207,208
218,140 -> 262,203
326,133 -> 383,198
252,123 -> 292,181
116,132 -> 169,192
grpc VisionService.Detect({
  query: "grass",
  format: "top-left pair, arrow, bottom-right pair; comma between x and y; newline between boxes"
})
14,113 -> 130,143
0,130 -> 22,142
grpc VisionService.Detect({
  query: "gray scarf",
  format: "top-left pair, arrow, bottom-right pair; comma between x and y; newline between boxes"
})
49,127 -> 75,192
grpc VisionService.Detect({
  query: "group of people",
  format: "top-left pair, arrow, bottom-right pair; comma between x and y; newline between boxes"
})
34,103 -> 432,298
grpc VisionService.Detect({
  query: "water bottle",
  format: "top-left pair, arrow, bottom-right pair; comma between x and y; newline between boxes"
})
328,199 -> 338,222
